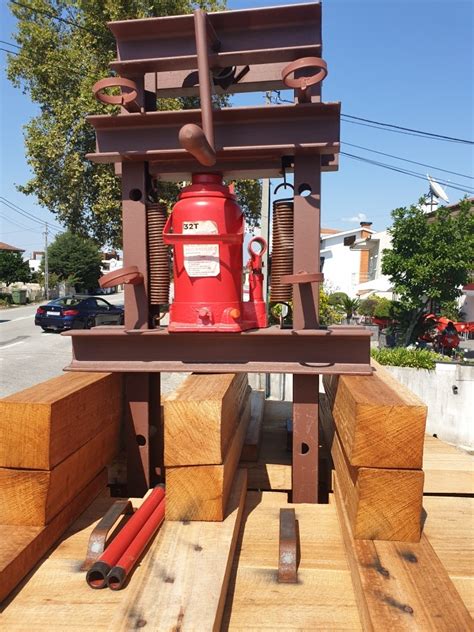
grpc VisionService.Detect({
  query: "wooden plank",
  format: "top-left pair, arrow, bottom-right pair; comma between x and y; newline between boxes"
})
164,373 -> 249,466
165,396 -> 251,521
423,496 -> 474,617
0,372 -> 122,470
223,491 -> 361,630
241,390 -> 265,461
332,432 -> 424,542
323,365 -> 427,468
243,415 -> 291,491
0,471 -> 247,632
423,435 -> 474,495
334,474 -> 472,631
0,420 -> 119,526
0,470 -> 106,604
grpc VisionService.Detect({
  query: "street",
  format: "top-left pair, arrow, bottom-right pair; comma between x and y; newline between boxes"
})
0,292 -> 185,398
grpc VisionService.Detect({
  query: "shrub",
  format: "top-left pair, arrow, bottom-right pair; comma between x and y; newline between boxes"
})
328,291 -> 349,306
373,297 -> 393,319
371,347 -> 447,370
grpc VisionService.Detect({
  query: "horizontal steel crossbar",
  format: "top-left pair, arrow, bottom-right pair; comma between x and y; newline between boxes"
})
63,326 -> 372,375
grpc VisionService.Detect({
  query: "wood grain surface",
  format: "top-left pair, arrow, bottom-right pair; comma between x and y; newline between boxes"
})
323,363 -> 426,468
0,372 -> 122,470
0,420 -> 119,525
166,396 -> 251,521
164,373 -> 249,466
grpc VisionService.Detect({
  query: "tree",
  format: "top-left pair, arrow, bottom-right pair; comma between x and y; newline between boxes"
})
44,231 -> 102,292
0,251 -> 31,286
339,296 -> 360,322
7,0 -> 267,248
382,199 -> 474,345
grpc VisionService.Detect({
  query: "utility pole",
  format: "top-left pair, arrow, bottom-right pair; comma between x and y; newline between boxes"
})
43,222 -> 49,300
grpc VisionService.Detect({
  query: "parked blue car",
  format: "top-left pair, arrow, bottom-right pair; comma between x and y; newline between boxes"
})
35,295 -> 124,331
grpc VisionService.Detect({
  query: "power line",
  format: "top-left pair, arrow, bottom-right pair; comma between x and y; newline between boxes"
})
10,0 -> 100,36
0,39 -> 20,49
0,47 -> 19,55
342,142 -> 474,180
0,198 -> 63,233
340,152 -> 474,195
0,212 -> 38,232
341,114 -> 473,146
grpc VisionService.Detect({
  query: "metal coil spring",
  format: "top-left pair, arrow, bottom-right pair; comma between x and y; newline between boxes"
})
147,203 -> 170,305
270,199 -> 294,302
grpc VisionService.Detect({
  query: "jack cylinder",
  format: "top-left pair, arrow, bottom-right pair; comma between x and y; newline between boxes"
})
270,199 -> 294,302
147,203 -> 170,306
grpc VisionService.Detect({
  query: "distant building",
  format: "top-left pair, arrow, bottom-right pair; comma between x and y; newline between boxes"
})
0,242 -> 24,254
28,251 -> 44,274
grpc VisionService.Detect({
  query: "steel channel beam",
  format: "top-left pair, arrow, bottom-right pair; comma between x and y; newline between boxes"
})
108,4 -> 321,75
62,327 -> 371,375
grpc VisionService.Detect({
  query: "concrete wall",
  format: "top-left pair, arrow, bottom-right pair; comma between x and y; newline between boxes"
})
384,363 -> 474,451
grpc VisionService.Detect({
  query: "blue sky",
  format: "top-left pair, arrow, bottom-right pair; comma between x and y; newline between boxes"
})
1,0 -> 473,255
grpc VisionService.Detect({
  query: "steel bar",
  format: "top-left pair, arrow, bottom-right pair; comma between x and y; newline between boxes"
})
194,9 -> 215,152
86,487 -> 165,589
63,326 -> 372,375
278,508 -> 298,583
179,123 -> 216,167
107,495 -> 166,590
292,374 -> 320,503
81,500 -> 133,572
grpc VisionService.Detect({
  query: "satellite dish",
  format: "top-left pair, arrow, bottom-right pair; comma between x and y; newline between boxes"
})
427,175 -> 449,203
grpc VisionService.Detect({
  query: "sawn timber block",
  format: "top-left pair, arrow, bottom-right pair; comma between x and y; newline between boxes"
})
332,432 -> 424,542
0,372 -> 122,470
164,373 -> 249,466
165,394 -> 251,521
323,362 -> 426,469
0,420 -> 119,526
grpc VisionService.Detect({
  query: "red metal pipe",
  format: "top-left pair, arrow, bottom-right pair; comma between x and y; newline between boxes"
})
107,496 -> 166,590
86,486 -> 165,589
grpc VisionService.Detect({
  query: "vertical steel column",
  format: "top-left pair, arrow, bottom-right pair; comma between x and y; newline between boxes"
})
292,154 -> 322,503
122,162 -> 151,496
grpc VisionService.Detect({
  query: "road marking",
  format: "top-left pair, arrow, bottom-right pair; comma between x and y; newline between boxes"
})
0,335 -> 30,349
11,315 -> 34,322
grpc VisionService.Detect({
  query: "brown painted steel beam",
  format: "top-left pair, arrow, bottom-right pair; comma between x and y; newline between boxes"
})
125,373 -> 151,496
278,508 -> 298,583
292,374 -> 320,503
108,3 -> 321,76
62,326 -> 371,375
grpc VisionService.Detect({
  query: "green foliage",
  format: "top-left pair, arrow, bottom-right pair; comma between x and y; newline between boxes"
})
373,297 -> 393,319
339,296 -> 360,319
328,291 -> 349,306
7,0 -> 228,248
358,295 -> 380,317
439,300 -> 462,322
44,231 -> 102,291
0,251 -> 31,286
371,347 -> 446,370
382,199 -> 474,344
320,288 -> 343,325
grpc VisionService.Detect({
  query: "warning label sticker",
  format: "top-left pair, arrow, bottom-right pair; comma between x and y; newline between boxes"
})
183,220 -> 220,277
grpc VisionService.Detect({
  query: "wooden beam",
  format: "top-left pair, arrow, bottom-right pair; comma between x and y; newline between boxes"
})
0,470 -> 106,604
241,390 -> 265,462
165,396 -> 250,521
164,373 -> 249,466
0,373 -> 122,470
323,363 -> 426,469
0,421 -> 119,526
332,432 -> 424,541
334,474 -> 473,631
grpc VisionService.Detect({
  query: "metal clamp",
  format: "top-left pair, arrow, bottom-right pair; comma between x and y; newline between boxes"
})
92,77 -> 138,106
81,499 -> 133,571
281,57 -> 328,90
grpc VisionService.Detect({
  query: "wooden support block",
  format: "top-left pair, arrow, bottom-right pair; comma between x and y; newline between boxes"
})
0,470 -> 106,604
0,420 -> 119,526
0,372 -> 122,470
334,474 -> 473,631
332,432 -> 424,542
164,373 -> 249,466
241,390 -> 265,461
166,395 -> 251,521
323,363 -> 426,468
244,415 -> 291,491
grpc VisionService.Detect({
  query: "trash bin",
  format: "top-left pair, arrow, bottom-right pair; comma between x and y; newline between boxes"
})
11,289 -> 27,305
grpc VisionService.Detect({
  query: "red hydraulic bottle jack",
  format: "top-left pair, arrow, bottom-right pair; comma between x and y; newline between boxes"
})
163,173 -> 267,332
